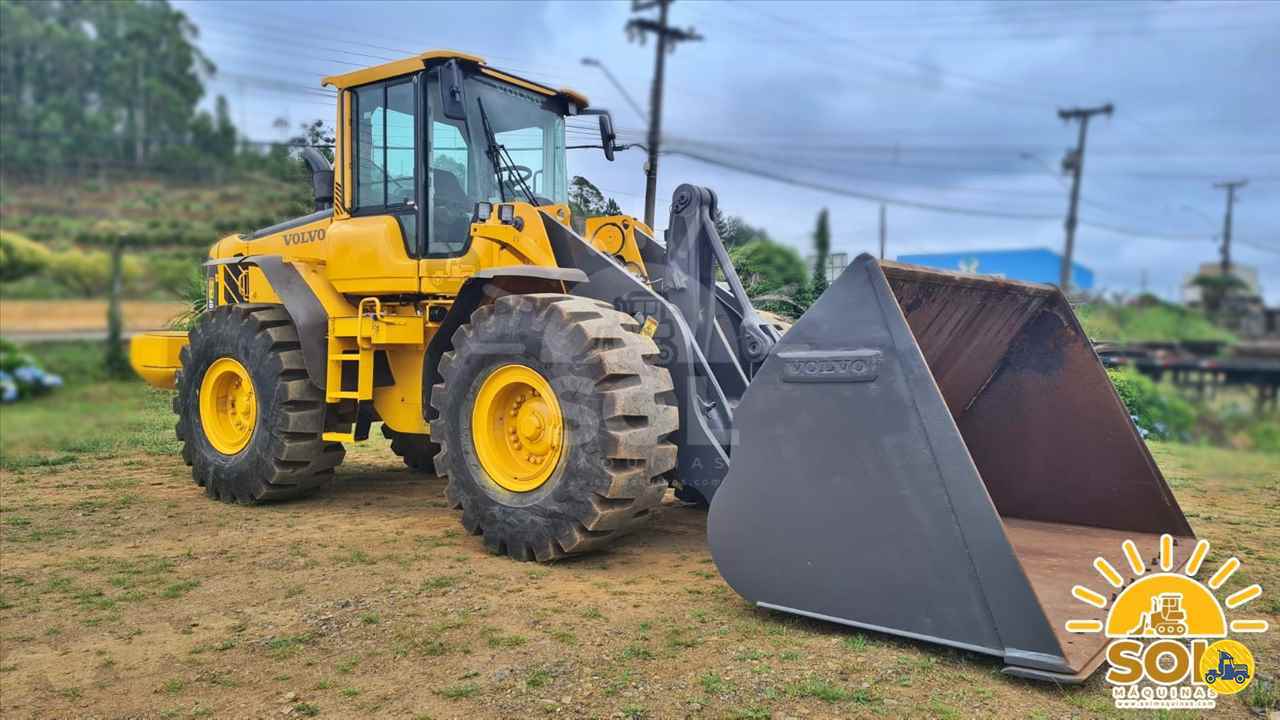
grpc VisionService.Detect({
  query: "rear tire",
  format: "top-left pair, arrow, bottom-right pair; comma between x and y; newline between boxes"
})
175,304 -> 345,503
430,294 -> 678,561
381,424 -> 440,472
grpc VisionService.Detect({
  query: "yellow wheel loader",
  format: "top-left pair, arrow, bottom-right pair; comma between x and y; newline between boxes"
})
131,50 -> 1193,683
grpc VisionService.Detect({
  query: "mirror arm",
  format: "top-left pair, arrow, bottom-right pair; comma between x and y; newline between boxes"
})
578,108 -> 617,162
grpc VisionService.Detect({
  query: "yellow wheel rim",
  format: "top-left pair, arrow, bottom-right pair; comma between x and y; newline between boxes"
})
199,357 -> 257,455
471,364 -> 564,492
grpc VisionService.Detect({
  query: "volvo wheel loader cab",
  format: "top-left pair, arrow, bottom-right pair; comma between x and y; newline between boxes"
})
131,49 -> 1191,684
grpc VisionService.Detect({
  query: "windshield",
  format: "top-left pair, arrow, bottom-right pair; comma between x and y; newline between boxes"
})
428,73 -> 567,254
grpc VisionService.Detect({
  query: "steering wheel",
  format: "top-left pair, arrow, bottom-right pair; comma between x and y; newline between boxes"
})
386,175 -> 416,205
499,165 -> 533,184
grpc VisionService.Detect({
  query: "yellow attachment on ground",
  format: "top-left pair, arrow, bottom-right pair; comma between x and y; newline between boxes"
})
199,357 -> 257,455
471,364 -> 564,492
129,331 -> 189,389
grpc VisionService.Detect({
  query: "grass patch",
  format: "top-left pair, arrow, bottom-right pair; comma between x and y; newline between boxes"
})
159,580 -> 199,599
0,377 -> 179,467
420,575 -> 457,593
480,627 -> 526,648
526,669 -> 552,689
621,644 -> 654,661
266,633 -> 313,659
786,676 -> 868,703
843,633 -> 868,651
436,682 -> 480,699
548,629 -> 576,645
699,672 -> 732,695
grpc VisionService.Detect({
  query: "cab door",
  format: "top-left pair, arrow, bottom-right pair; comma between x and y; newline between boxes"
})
326,74 -> 423,295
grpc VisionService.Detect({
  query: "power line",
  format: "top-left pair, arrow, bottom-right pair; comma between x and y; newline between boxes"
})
1235,238 -> 1280,255
665,144 -> 1226,245
666,146 -> 1059,220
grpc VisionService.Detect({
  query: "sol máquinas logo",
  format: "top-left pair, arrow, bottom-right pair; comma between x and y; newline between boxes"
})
1066,534 -> 1268,710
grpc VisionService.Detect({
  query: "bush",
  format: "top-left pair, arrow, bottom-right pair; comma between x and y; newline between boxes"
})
0,231 -> 51,282
1078,299 -> 1234,344
142,252 -> 205,298
729,239 -> 810,317
1107,367 -> 1196,441
0,339 -> 63,402
44,248 -> 144,297
1247,422 -> 1280,454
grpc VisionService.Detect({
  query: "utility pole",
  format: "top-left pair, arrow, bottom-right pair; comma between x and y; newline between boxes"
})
1057,103 -> 1113,292
1213,179 -> 1247,276
878,203 -> 887,260
627,0 -> 701,228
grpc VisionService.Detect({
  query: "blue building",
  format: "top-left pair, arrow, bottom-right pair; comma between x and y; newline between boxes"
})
895,248 -> 1093,290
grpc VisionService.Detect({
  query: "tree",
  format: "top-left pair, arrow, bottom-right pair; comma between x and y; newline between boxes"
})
0,0 -> 213,178
810,208 -> 831,300
729,239 -> 810,318
715,214 -> 770,248
568,176 -> 607,219
1192,273 -> 1247,317
0,231 -> 50,282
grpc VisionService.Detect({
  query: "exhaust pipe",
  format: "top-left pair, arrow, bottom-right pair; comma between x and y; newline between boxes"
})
301,147 -> 334,212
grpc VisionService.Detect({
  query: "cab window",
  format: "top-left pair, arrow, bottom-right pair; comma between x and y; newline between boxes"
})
425,73 -> 567,256
353,79 -> 418,252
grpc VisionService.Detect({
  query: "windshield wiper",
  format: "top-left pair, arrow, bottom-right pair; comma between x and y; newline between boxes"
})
475,96 -> 538,206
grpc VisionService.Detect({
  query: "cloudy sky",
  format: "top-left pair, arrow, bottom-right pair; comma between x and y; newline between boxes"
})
176,0 -> 1279,302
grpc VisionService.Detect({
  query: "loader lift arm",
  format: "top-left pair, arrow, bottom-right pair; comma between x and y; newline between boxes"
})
663,185 -> 781,391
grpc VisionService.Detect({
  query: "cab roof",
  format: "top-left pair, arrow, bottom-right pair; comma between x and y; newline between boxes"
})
321,49 -> 589,109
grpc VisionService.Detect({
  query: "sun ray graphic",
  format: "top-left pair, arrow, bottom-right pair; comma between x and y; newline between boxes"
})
1184,539 -> 1210,575
1065,534 -> 1270,637
1122,539 -> 1146,576
1094,557 -> 1124,588
1209,557 -> 1239,590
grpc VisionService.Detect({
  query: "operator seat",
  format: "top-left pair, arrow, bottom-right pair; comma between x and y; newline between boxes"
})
431,168 -> 470,253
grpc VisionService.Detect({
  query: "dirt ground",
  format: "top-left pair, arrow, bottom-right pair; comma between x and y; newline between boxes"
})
0,300 -> 188,335
1,383 -> 1278,719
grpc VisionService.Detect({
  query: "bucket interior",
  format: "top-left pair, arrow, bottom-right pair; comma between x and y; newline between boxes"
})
884,263 -> 1192,671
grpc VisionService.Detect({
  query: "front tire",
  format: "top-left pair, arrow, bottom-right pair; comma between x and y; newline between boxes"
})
175,304 -> 345,503
430,294 -> 678,561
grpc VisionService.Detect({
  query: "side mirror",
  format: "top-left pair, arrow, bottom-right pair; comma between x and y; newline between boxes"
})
441,60 -> 467,120
598,111 -> 616,162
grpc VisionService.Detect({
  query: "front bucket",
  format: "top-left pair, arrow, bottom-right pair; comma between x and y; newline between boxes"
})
708,254 -> 1192,682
